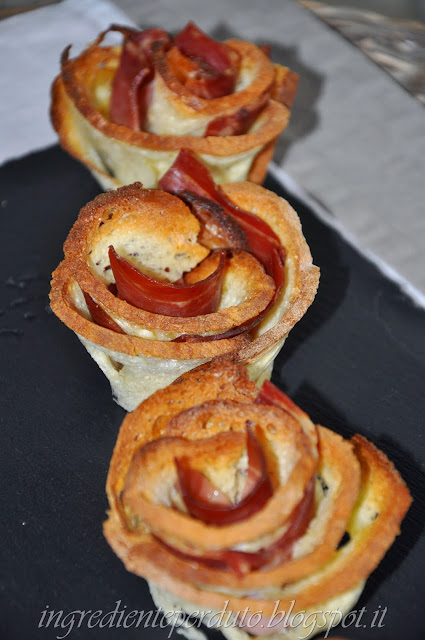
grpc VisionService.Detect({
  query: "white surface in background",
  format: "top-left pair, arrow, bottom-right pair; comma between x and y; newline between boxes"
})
269,162 -> 425,309
0,0 -> 134,166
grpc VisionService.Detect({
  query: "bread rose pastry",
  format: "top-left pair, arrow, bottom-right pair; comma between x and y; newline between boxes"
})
51,21 -> 298,190
104,360 -> 411,640
50,152 -> 319,410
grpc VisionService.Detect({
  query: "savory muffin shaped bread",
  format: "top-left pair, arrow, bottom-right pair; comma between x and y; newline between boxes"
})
51,21 -> 298,190
50,152 -> 319,410
104,360 -> 411,640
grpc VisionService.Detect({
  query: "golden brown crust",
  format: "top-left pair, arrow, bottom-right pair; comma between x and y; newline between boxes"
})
53,182 -> 276,336
221,182 -> 320,363
152,39 -> 274,116
50,263 -> 250,359
104,360 -> 411,618
106,360 -> 259,510
271,65 -> 299,108
63,182 -> 204,262
105,434 -> 410,615
65,250 -> 273,335
118,427 -> 360,590
49,181 -> 319,408
122,400 -> 316,551
54,59 -> 289,148
51,33 -> 295,188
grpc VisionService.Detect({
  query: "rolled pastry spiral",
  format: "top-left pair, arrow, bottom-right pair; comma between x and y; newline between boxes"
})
50,173 -> 319,411
51,23 -> 298,190
104,359 -> 411,640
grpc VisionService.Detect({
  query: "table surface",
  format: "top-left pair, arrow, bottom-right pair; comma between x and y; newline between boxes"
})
110,0 -> 425,296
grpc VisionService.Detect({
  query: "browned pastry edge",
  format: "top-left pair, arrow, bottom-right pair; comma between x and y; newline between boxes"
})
106,360 -> 259,513
52,68 -> 281,188
223,182 -> 320,363
122,400 -> 316,550
116,426 -> 361,589
152,39 -> 276,115
50,181 -> 319,362
51,41 -> 291,155
49,265 -> 250,359
60,181 -> 275,334
104,432 -> 411,616
103,361 -> 411,617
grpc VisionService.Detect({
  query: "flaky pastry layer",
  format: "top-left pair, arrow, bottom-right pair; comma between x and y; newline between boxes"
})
50,182 -> 319,410
51,34 -> 295,189
104,360 -> 411,639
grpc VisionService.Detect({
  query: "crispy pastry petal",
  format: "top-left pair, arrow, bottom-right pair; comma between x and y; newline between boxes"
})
122,399 -> 316,551
51,31 -> 296,189
50,181 -> 319,410
104,360 -> 411,634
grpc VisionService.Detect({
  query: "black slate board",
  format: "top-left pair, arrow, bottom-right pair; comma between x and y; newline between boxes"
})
0,146 -> 424,640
